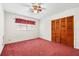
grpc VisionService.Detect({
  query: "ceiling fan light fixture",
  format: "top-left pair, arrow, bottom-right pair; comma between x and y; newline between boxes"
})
31,3 -> 43,13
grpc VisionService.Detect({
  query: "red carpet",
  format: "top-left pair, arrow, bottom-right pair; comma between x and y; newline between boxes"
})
1,38 -> 79,56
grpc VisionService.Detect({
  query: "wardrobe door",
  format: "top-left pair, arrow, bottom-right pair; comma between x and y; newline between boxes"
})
67,16 -> 74,48
60,18 -> 67,45
55,20 -> 60,43
51,21 -> 56,42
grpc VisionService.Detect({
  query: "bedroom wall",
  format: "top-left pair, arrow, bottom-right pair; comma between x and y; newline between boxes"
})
4,12 -> 40,44
40,7 -> 79,49
0,4 -> 4,54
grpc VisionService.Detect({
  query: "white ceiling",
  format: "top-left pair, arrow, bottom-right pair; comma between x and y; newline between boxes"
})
3,3 -> 79,20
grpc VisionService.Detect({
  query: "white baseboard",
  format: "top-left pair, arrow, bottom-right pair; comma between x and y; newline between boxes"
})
0,44 -> 4,54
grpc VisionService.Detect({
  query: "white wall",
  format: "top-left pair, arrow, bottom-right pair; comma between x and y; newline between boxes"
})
40,7 -> 79,49
4,12 -> 40,44
0,4 -> 4,54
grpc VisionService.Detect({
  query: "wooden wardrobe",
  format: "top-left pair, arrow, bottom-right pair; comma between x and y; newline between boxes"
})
51,16 -> 74,48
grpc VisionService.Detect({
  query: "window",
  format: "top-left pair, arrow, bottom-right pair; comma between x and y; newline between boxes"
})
15,18 -> 35,30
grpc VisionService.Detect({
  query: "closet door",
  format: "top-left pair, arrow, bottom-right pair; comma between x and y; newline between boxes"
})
51,21 -> 56,42
55,20 -> 60,43
67,16 -> 74,48
60,18 -> 67,45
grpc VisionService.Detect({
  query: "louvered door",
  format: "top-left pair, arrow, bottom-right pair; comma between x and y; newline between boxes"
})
51,16 -> 74,48
55,19 -> 61,43
51,21 -> 56,42
60,18 -> 67,45
67,16 -> 74,48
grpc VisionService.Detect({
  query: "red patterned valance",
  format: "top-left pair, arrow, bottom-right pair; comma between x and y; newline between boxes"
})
15,18 -> 35,25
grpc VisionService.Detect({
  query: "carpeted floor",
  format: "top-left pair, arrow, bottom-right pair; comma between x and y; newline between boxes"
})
1,38 -> 79,56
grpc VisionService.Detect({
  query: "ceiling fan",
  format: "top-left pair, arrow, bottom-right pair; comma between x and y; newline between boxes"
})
22,3 -> 46,13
